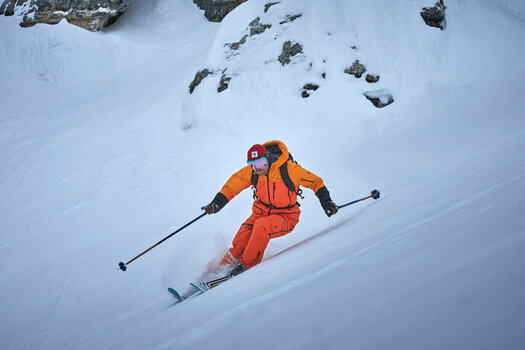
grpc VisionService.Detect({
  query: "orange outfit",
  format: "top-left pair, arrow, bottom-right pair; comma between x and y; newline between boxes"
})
215,140 -> 326,269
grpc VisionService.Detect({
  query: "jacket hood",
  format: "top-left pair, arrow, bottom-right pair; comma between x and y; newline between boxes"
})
262,140 -> 289,169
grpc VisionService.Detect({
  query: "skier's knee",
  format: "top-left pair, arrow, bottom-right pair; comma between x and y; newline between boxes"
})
253,219 -> 272,236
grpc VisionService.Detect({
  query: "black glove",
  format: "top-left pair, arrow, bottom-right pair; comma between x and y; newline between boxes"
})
315,186 -> 338,217
204,202 -> 220,215
204,193 -> 228,215
323,201 -> 338,217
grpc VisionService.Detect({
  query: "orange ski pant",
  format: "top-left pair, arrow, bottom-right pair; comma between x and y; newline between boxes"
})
229,208 -> 300,269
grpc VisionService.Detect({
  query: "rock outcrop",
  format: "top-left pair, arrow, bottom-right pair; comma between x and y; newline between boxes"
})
189,69 -> 213,94
344,60 -> 367,78
301,83 -> 319,98
227,35 -> 248,51
264,2 -> 279,13
279,13 -> 301,25
365,74 -> 380,83
225,16 -> 271,51
193,0 -> 247,22
278,41 -> 303,65
249,16 -> 271,36
363,89 -> 394,108
218,73 -> 232,92
0,0 -> 129,31
186,1 -> 393,110
421,0 -> 447,30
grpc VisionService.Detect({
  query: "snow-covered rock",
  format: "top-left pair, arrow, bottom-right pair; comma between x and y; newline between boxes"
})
0,0 -> 129,31
193,0 -> 247,22
421,0 -> 447,30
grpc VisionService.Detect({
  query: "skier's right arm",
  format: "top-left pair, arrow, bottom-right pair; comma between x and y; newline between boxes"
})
204,166 -> 252,214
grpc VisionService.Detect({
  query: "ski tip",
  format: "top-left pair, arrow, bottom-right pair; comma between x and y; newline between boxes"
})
168,287 -> 183,302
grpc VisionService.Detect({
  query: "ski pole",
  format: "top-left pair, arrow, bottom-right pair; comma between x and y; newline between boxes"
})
337,189 -> 380,209
119,209 -> 207,271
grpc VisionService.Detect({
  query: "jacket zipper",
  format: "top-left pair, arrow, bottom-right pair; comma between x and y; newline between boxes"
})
266,174 -> 272,216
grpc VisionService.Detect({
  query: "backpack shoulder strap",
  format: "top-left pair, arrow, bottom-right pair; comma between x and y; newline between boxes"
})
251,171 -> 259,187
251,160 -> 295,193
251,158 -> 304,200
279,161 -> 297,193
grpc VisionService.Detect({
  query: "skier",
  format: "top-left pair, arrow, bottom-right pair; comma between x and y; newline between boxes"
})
204,140 -> 338,277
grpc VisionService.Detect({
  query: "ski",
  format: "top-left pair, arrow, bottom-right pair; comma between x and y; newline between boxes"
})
167,287 -> 184,302
167,287 -> 202,303
190,275 -> 231,292
189,282 -> 209,292
167,274 -> 232,304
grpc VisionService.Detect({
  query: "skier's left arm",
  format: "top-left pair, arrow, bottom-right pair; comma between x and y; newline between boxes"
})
290,164 -> 338,217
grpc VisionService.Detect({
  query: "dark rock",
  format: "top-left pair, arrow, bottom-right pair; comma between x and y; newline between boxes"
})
303,83 -> 319,91
218,74 -> 232,92
193,0 -> 247,22
344,60 -> 367,78
365,74 -> 380,83
264,2 -> 279,13
0,0 -> 16,16
249,17 -> 271,36
227,34 -> 248,50
302,83 -> 319,98
278,41 -> 303,65
189,69 -> 213,94
226,17 -> 271,51
421,0 -> 447,30
279,13 -> 302,24
363,89 -> 394,108
1,0 -> 129,31
322,72 -> 326,79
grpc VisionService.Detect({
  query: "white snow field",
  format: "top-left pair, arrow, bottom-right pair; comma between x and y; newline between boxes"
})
1,0 -> 524,349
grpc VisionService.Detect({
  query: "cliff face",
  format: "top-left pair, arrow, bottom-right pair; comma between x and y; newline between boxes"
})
0,0 -> 246,31
0,0 -> 129,31
193,0 -> 247,22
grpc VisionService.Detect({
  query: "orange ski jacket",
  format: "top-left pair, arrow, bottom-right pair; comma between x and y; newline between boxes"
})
214,140 -> 326,212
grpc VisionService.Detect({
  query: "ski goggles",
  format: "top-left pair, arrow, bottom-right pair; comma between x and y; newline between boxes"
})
249,157 -> 267,170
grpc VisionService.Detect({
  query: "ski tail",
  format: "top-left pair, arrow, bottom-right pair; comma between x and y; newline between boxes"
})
205,275 -> 230,289
189,275 -> 231,293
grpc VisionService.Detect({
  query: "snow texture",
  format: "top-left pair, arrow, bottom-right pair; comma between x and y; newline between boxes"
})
1,0 -> 524,349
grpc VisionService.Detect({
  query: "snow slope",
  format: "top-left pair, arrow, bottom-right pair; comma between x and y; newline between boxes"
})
1,0 -> 524,349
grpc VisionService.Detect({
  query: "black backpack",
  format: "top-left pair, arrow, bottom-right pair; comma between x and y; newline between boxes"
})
250,144 -> 304,199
